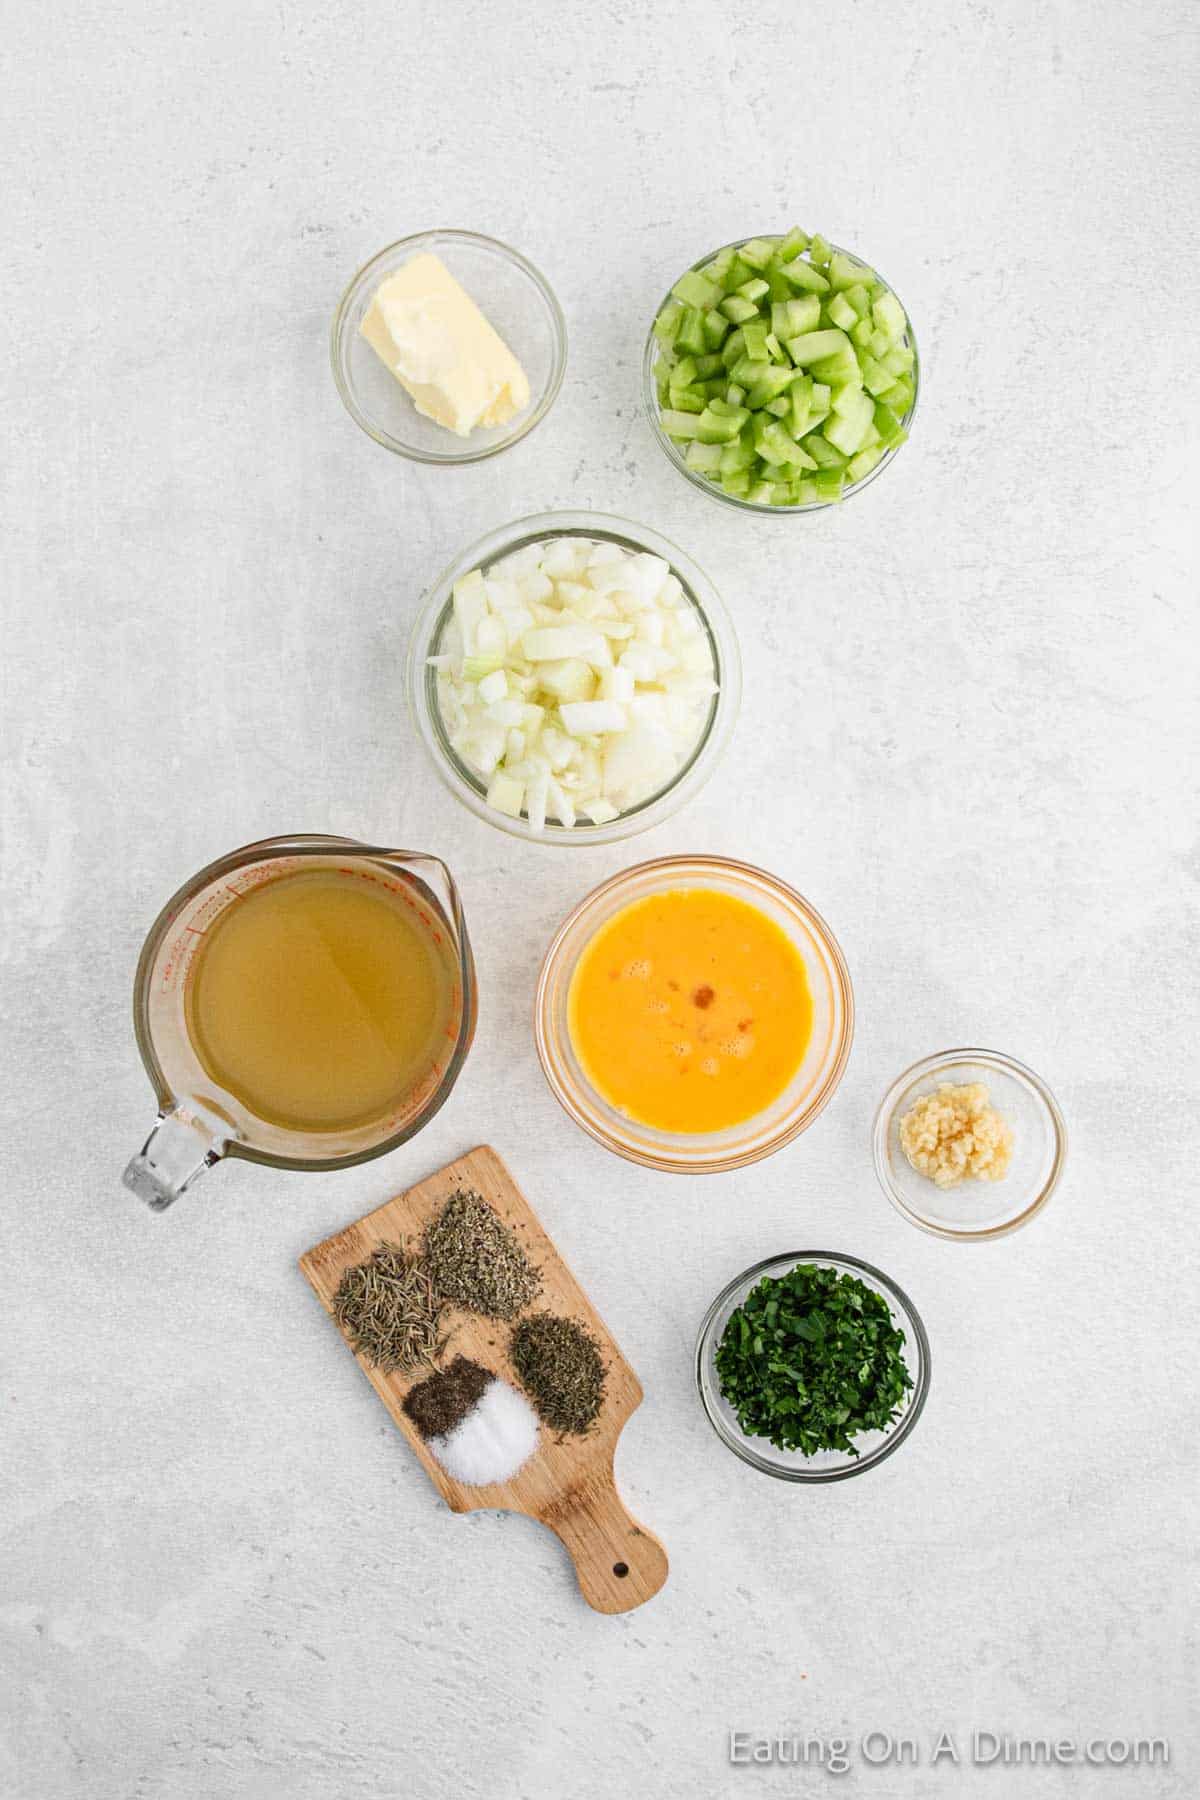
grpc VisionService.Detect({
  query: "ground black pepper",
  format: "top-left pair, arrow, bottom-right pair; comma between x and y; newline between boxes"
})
403,1356 -> 493,1439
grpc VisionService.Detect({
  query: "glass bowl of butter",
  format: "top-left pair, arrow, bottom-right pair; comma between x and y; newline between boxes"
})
332,229 -> 567,463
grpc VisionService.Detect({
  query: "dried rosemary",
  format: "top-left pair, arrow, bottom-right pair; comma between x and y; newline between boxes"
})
332,1241 -> 446,1373
510,1311 -> 606,1436
424,1188 -> 542,1320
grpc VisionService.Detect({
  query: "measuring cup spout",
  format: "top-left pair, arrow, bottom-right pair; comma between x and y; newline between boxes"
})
123,1101 -> 230,1211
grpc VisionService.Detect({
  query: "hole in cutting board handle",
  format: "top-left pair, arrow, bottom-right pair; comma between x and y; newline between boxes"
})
612,1561 -> 629,1577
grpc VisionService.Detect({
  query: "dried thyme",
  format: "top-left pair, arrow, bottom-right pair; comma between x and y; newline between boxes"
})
332,1241 -> 447,1373
510,1311 -> 606,1436
424,1188 -> 542,1320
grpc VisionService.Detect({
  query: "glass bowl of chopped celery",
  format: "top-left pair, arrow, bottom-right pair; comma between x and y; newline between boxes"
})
332,229 -> 567,464
644,230 -> 918,513
696,1251 -> 931,1482
406,510 -> 741,844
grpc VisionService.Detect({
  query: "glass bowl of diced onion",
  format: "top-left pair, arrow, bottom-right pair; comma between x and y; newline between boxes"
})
643,232 -> 919,514
406,511 -> 741,844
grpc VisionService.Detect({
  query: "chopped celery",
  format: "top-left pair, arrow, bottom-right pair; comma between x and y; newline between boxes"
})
653,299 -> 684,346
859,355 -> 895,397
832,381 -> 869,420
695,406 -> 746,444
772,296 -> 820,339
685,440 -> 724,474
808,349 -> 860,387
826,293 -> 858,332
653,230 -> 914,505
720,438 -> 756,476
742,318 -> 771,361
745,365 -> 799,408
702,309 -> 730,351
823,391 -> 874,456
720,294 -> 760,324
873,403 -> 906,445
776,226 -> 809,261
778,258 -> 830,295
675,307 -> 707,356
783,327 -> 851,366
805,433 -> 846,469
660,409 -> 703,440
872,289 -> 907,340
672,269 -> 720,310
879,377 -> 914,415
757,419 -> 817,470
737,238 -> 777,269
729,354 -> 762,386
846,443 -> 885,484
828,250 -> 874,291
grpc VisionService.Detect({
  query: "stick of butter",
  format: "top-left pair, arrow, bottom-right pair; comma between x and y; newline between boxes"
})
360,253 -> 530,438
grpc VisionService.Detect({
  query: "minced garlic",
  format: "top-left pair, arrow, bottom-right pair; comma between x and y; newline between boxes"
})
898,1082 -> 1013,1188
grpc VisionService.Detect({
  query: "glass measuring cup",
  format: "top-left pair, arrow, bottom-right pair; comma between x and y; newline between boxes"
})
123,836 -> 477,1209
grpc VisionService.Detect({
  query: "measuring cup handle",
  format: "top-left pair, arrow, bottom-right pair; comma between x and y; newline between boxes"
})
122,1102 -> 229,1210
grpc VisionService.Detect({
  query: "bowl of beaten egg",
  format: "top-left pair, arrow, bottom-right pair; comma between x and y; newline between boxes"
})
535,856 -> 854,1172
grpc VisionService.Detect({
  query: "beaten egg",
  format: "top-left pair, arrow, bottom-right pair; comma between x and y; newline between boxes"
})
567,888 -> 813,1133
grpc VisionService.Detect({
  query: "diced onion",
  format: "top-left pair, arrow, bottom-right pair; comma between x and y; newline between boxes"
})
434,537 -> 717,830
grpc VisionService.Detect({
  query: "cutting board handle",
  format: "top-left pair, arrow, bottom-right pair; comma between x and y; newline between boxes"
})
541,1457 -> 669,1615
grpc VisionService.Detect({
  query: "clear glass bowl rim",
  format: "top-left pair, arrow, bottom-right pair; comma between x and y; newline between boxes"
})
406,510 -> 742,845
534,853 -> 854,1171
871,1046 -> 1068,1240
695,1249 -> 932,1482
330,228 -> 567,464
642,232 -> 919,514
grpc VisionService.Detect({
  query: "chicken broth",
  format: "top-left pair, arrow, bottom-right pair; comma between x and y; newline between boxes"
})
184,867 -> 458,1134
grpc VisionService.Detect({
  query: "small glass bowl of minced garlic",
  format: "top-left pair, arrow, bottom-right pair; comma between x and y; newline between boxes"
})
873,1049 -> 1067,1240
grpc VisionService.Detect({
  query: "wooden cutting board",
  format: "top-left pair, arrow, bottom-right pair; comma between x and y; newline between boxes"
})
300,1144 -> 668,1615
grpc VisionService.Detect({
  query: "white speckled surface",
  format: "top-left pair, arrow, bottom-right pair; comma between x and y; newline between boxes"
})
2,1 -> 1198,1795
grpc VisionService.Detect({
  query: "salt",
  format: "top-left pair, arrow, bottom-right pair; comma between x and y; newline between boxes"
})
428,1377 -> 539,1487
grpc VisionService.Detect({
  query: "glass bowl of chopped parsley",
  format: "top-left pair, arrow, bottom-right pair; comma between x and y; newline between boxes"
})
696,1252 -> 930,1481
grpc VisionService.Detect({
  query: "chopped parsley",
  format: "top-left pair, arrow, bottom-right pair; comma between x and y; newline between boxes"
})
714,1263 -> 913,1456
